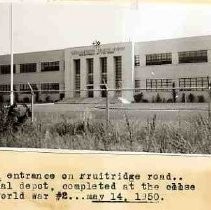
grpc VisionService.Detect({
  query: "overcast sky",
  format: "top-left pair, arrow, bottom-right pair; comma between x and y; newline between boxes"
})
0,0 -> 211,54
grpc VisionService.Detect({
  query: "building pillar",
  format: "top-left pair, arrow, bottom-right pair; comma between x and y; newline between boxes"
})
16,64 -> 20,74
208,50 -> 211,63
80,58 -> 87,97
172,52 -> 178,64
107,56 -> 115,97
37,62 -> 41,72
140,54 -> 146,66
94,57 -> 100,97
59,60 -> 64,71
64,49 -> 74,98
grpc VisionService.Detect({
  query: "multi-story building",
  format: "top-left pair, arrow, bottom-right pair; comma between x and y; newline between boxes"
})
1,35 -> 211,103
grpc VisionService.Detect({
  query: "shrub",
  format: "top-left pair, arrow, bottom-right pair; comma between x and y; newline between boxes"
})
23,97 -> 30,103
46,96 -> 52,103
142,99 -> 148,103
172,82 -> 177,103
198,95 -> 205,103
181,93 -> 186,103
167,98 -> 173,103
0,95 -> 3,103
134,92 -> 143,103
188,93 -> 195,103
60,93 -> 65,100
155,93 -> 162,103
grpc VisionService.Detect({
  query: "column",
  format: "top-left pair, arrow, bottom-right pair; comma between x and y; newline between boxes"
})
64,49 -> 74,98
107,56 -> 115,97
208,50 -> 211,63
80,58 -> 87,97
172,52 -> 178,64
94,57 -> 100,97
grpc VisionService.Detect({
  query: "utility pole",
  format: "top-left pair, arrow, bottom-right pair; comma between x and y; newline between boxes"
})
10,3 -> 14,105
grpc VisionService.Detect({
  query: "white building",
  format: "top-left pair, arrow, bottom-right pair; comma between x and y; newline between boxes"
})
1,35 -> 211,103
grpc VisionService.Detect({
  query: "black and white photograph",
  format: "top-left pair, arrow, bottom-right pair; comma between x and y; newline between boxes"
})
0,0 -> 211,154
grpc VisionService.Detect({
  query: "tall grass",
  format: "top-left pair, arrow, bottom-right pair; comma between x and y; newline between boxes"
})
0,108 -> 211,154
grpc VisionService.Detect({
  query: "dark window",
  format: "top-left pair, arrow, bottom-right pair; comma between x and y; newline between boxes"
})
19,84 -> 37,93
0,84 -> 10,92
41,83 -> 59,93
146,53 -> 172,65
179,77 -> 209,91
146,79 -> 173,91
41,61 -> 60,72
178,50 -> 207,63
134,55 -> 140,66
20,63 -> 36,73
135,80 -> 141,92
87,85 -> 94,98
87,58 -> 94,85
100,57 -> 107,84
74,59 -> 80,97
100,57 -> 107,98
0,65 -> 16,74
114,56 -> 122,97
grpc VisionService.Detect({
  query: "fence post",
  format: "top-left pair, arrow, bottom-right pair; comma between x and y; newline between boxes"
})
208,85 -> 211,119
31,93 -> 34,122
106,88 -> 110,127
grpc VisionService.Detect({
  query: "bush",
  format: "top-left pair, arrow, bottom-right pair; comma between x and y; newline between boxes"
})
172,82 -> 177,103
0,95 -> 3,103
188,93 -> 195,103
23,97 -> 30,103
198,95 -> 205,103
155,93 -> 162,103
181,93 -> 186,103
134,92 -> 143,103
60,93 -> 65,100
46,96 -> 52,103
142,99 -> 148,103
167,98 -> 173,103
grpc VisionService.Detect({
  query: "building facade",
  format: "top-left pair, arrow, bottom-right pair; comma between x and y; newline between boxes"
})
1,35 -> 211,103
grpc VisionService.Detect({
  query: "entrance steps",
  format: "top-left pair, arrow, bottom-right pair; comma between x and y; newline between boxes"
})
57,97 -> 130,104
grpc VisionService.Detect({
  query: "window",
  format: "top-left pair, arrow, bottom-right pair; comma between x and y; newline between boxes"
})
134,55 -> 140,66
146,79 -> 173,91
146,53 -> 172,65
74,59 -> 80,97
178,50 -> 207,63
0,84 -> 10,92
87,58 -> 94,98
100,57 -> 107,84
100,57 -> 107,97
179,77 -> 209,91
41,61 -> 60,72
19,84 -> 37,93
41,83 -> 59,93
114,56 -> 122,96
20,63 -> 36,73
0,65 -> 16,74
135,80 -> 141,92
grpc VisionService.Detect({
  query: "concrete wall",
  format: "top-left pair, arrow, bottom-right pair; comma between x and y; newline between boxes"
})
134,35 -> 211,102
0,49 -> 65,102
65,42 -> 134,101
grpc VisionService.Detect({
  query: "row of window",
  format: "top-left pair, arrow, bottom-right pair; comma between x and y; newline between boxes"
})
0,61 -> 60,74
135,77 -> 209,91
0,83 -> 60,93
135,50 -> 208,66
73,56 -> 121,98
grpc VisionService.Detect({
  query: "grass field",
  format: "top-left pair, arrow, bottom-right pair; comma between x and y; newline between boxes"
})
0,103 -> 211,154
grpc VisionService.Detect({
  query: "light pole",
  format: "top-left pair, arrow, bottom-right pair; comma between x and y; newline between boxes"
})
10,3 -> 14,105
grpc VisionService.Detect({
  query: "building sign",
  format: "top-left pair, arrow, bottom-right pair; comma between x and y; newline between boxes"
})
71,47 -> 125,56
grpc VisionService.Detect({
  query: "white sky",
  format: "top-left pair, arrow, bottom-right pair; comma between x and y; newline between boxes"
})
0,0 -> 211,54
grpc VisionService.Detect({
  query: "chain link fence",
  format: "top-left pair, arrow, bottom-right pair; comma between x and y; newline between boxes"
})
1,85 -> 211,124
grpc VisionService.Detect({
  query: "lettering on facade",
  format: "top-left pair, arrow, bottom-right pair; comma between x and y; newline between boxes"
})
71,47 -> 125,56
